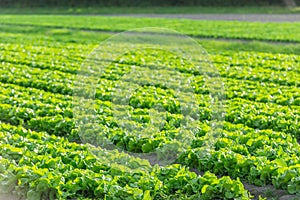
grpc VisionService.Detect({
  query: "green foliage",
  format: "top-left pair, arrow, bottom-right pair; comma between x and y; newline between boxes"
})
1,16 -> 300,42
0,0 -> 289,8
1,16 -> 300,200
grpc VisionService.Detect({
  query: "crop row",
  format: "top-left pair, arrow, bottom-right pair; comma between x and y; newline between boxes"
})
3,41 -> 300,90
225,78 -> 300,106
2,89 -> 300,193
2,82 -> 300,193
212,52 -> 300,73
1,43 -> 298,103
4,40 -> 300,65
226,98 -> 300,138
116,50 -> 300,87
2,54 -> 300,110
0,122 -> 251,199
1,70 -> 299,140
178,121 -> 300,194
2,83 -> 300,140
2,98 -> 299,194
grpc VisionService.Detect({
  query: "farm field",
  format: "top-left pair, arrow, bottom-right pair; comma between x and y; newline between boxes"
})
1,15 -> 300,42
0,15 -> 300,200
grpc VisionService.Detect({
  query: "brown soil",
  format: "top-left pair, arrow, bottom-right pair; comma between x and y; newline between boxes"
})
243,182 -> 299,200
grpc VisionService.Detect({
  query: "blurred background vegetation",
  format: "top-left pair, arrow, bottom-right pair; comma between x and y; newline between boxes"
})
0,0 -> 298,7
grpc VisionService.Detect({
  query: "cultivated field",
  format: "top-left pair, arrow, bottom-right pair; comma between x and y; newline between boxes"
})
0,15 -> 300,200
